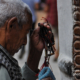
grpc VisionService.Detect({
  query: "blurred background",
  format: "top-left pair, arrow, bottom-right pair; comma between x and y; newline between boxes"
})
13,0 -> 60,80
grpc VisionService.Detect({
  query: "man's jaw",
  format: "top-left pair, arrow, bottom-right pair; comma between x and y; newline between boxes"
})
12,45 -> 24,56
17,45 -> 24,52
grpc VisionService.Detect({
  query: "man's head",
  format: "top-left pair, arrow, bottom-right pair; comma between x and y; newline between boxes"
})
0,0 -> 32,55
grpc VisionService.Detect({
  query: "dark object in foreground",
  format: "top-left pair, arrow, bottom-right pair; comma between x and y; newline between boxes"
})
35,23 -> 55,77
38,23 -> 55,56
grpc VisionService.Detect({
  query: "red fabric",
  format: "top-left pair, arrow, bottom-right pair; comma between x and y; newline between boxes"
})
46,0 -> 58,27
35,57 -> 49,76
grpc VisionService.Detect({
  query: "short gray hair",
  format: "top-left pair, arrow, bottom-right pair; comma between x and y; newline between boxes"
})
0,0 -> 32,27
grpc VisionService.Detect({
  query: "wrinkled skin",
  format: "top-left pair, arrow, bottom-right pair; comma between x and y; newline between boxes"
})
27,23 -> 54,73
0,12 -> 54,80
5,17 -> 32,55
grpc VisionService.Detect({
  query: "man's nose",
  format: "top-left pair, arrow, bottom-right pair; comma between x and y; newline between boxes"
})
23,36 -> 27,45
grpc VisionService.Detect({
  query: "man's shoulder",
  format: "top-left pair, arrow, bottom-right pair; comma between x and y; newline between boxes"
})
0,65 -> 11,80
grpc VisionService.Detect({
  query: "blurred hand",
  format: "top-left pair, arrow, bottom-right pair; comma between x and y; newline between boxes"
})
36,77 -> 53,80
38,67 -> 55,80
30,23 -> 53,53
27,23 -> 54,72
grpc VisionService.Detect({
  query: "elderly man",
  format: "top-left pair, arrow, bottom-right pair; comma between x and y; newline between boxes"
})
0,0 -> 55,80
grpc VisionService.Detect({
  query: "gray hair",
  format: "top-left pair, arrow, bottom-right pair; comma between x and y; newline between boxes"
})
0,0 -> 32,27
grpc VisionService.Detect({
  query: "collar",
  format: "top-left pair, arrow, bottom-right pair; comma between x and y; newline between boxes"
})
0,45 -> 19,66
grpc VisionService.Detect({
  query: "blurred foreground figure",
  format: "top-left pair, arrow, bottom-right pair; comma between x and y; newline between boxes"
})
44,0 -> 58,61
57,0 -> 73,80
19,0 -> 40,59
0,0 -> 55,80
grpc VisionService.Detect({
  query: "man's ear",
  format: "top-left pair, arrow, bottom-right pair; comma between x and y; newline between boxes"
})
7,17 -> 18,32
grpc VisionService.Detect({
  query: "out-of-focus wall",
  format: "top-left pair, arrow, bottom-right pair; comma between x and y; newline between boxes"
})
57,0 -> 73,80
